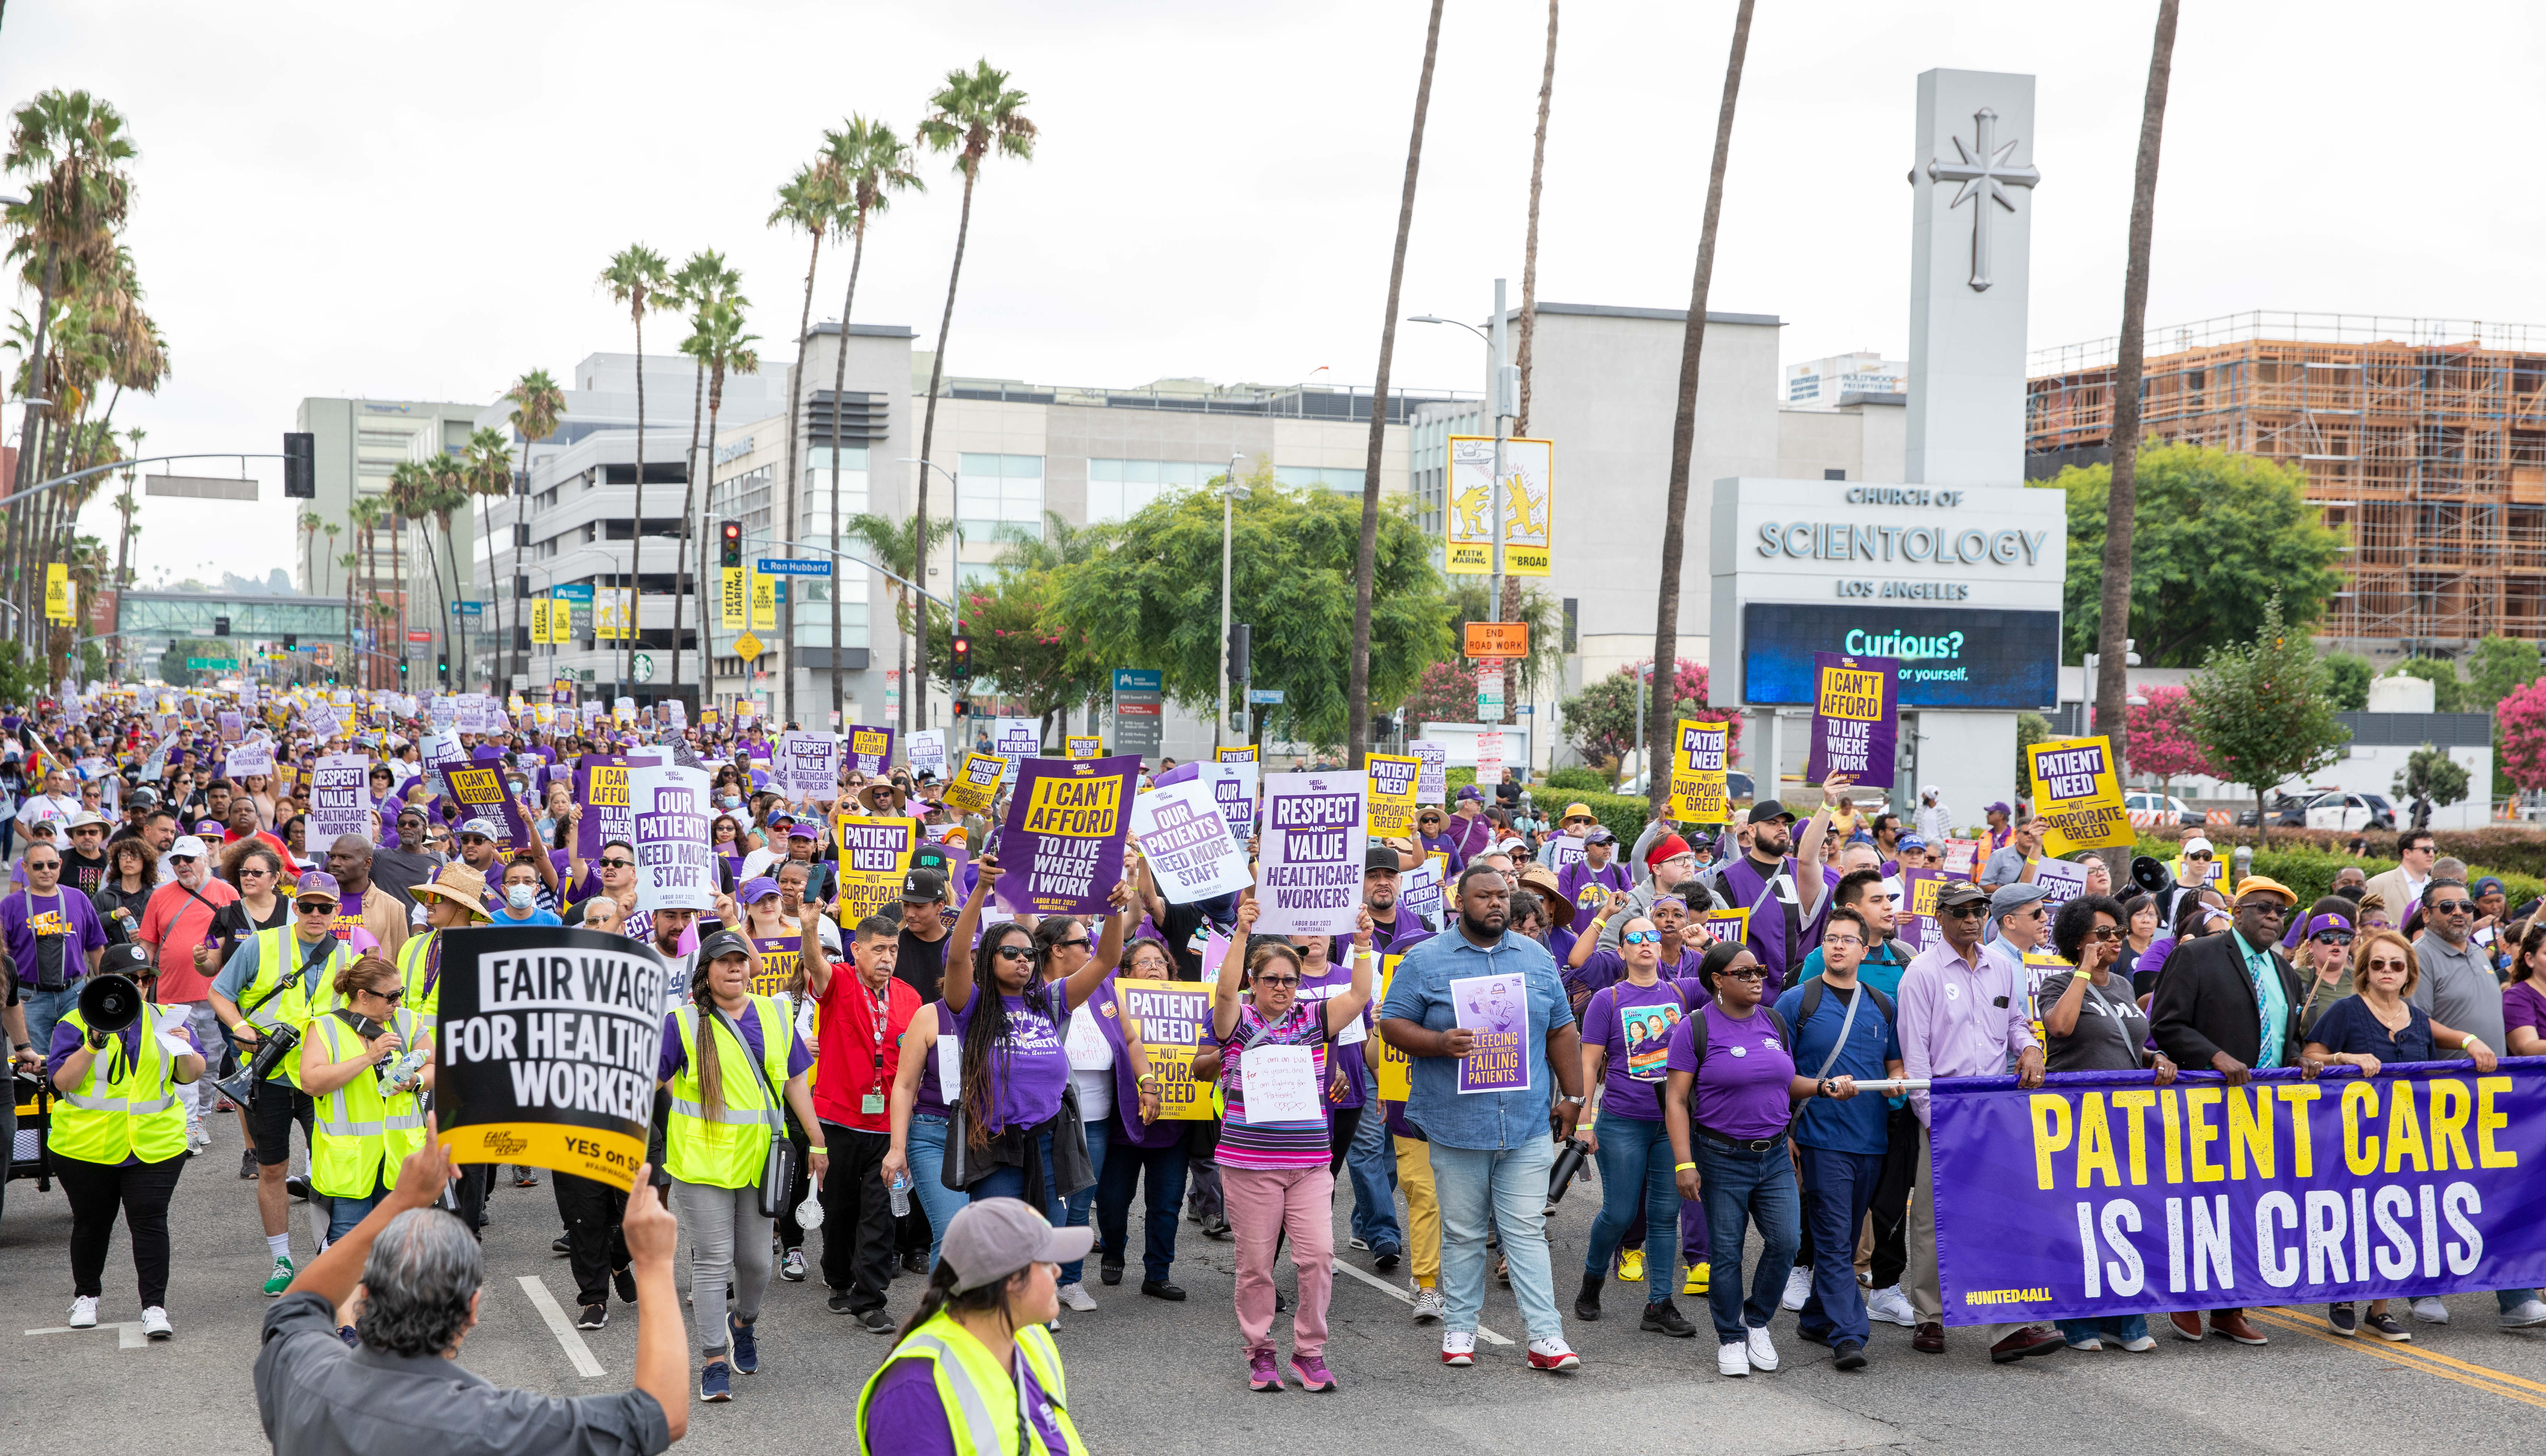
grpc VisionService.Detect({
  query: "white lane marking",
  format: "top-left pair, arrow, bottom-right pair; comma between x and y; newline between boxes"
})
25,1323 -> 150,1348
516,1275 -> 607,1377
1329,1259 -> 1513,1346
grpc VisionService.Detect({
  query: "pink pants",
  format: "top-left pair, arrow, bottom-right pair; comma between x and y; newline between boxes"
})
1223,1163 -> 1335,1359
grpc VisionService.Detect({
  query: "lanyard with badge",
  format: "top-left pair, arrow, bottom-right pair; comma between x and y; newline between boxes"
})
863,979 -> 891,1116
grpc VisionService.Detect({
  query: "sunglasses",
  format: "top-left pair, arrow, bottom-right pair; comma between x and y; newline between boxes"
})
1620,930 -> 1662,945
168,855 -> 195,866
1942,903 -> 1989,919
1719,967 -> 1767,982
2432,900 -> 2475,915
2186,851 -> 2215,860
364,987 -> 405,1004
1253,974 -> 1301,988
296,901 -> 336,914
239,866 -> 275,878
2087,926 -> 2123,942
1052,937 -> 1092,952
2239,901 -> 2289,916
23,860 -> 57,871
992,945 -> 1034,962
600,858 -> 634,869
2312,930 -> 2355,946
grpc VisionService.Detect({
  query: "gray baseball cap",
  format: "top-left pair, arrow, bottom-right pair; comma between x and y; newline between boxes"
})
1988,882 -> 2052,920
941,1197 -> 1093,1293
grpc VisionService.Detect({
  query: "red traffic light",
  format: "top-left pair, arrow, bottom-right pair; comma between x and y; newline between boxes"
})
951,636 -> 971,655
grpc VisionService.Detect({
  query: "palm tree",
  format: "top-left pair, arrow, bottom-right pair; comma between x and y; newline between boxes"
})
2094,0 -> 2183,768
1347,2 -> 1445,768
504,369 -> 568,685
769,161 -> 848,725
600,244 -> 672,690
427,450 -> 471,683
388,460 -> 445,685
667,252 -> 742,693
324,524 -> 345,672
1514,0 -> 1558,445
111,425 -> 143,603
842,509 -> 950,740
349,496 -> 384,687
1642,0 -> 1755,819
913,61 -> 1036,731
296,509 -> 322,594
677,297 -> 760,696
464,427 -> 516,690
820,117 -> 923,727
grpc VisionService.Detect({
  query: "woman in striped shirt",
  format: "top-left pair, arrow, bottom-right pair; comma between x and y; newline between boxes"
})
1213,893 -> 1373,1394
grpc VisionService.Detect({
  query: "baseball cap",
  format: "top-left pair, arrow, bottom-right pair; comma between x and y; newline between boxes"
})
169,834 -> 209,860
1984,801 -> 2013,816
696,927 -> 754,966
1937,881 -> 1991,910
1584,826 -> 1615,845
294,870 -> 342,904
941,1197 -> 1094,1294
1897,833 -> 1928,851
902,867 -> 948,904
1454,785 -> 1483,803
786,820 -> 820,840
737,876 -> 781,906
1747,800 -> 1796,825
98,941 -> 153,977
2183,836 -> 2215,857
1364,844 -> 1401,873
458,817 -> 502,841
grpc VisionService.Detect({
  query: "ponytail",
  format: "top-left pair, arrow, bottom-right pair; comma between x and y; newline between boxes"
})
893,1257 -> 1014,1342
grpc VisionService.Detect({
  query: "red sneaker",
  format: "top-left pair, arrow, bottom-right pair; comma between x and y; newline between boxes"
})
1526,1337 -> 1581,1372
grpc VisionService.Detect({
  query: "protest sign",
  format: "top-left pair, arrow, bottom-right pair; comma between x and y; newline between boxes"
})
218,710 -> 244,743
1701,906 -> 1751,948
773,731 -> 845,803
1214,746 -> 1259,764
1943,839 -> 1983,879
1200,760 -> 1258,843
432,925 -> 667,1191
1451,972 -> 1531,1093
994,756 -> 1136,918
574,754 -> 637,862
628,763 -> 714,912
941,751 -> 1007,816
225,744 -> 274,779
991,717 -> 1040,781
1065,735 -> 1102,760
429,696 -> 458,733
2033,857 -> 2092,909
1372,956 -> 1415,1099
1928,1064 -> 2546,1326
1895,867 -> 1946,955
1364,753 -> 1422,840
449,746 -> 536,854
1117,977 -> 1218,1121
2028,736 -> 2136,854
1256,772 -> 1365,937
749,934 -> 802,999
846,724 -> 895,776
1666,719 -> 1731,824
907,729 -> 947,779
1540,833 -> 1587,879
1409,740 -> 1447,802
832,814 -> 920,924
1399,863 -> 1444,932
303,754 -> 373,855
1805,652 -> 1899,788
1475,730 -> 1506,787
1129,780 -> 1251,904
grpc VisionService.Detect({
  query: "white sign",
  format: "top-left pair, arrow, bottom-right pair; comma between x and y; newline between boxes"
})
772,731 -> 844,803
1540,833 -> 1587,879
2031,856 -> 2091,909
1234,1045 -> 1320,1124
225,745 -> 275,779
1200,760 -> 1259,843
304,753 -> 374,855
1129,780 -> 1252,904
1475,731 -> 1506,788
1411,740 -> 1447,802
629,763 -> 715,912
907,729 -> 947,779
991,718 -> 1039,784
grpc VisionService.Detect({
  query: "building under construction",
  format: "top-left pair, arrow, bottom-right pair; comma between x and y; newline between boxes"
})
2026,311 -> 2546,655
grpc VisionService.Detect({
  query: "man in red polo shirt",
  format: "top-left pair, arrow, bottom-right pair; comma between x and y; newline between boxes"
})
801,912 -> 919,1335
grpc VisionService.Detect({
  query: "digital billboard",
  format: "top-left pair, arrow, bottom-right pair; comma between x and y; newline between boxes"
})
1741,604 -> 2060,710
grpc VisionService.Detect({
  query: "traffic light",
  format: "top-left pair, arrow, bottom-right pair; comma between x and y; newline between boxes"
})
213,616 -> 231,638
719,520 -> 742,569
1227,622 -> 1252,681
282,632 -> 297,652
283,432 -> 315,498
950,635 -> 973,682
398,658 -> 409,677
438,655 -> 450,679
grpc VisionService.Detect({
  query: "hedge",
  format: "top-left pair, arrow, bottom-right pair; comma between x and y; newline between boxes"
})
2114,833 -> 2544,912
2135,823 -> 2546,882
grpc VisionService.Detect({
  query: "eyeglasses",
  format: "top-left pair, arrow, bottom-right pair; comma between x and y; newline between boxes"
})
1822,934 -> 1864,948
2432,900 -> 2476,915
992,945 -> 1034,962
2312,931 -> 2355,946
1620,930 -> 1662,945
1941,903 -> 1989,919
295,901 -> 336,915
1719,967 -> 1767,982
2086,926 -> 2124,942
600,858 -> 634,870
1253,975 -> 1300,988
239,866 -> 275,878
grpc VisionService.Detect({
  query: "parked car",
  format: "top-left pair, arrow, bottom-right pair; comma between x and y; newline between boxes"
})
2304,791 -> 2397,833
2123,791 -> 2205,826
2236,793 -> 2312,829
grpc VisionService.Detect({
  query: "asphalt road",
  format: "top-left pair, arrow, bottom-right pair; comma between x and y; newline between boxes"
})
9,1116 -> 2546,1454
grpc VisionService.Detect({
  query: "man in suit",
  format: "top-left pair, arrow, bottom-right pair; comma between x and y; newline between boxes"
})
2361,829 -> 2438,926
2149,875 -> 2319,1348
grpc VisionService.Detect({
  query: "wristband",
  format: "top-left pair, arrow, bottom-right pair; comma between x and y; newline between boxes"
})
1674,1162 -> 1695,1173
807,1145 -> 827,1156
2463,1035 -> 2484,1052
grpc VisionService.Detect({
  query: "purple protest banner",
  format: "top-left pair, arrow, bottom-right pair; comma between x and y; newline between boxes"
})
1895,866 -> 1945,957
1928,1062 -> 2546,1326
446,744 -> 537,855
1805,651 -> 1899,787
845,724 -> 896,776
1255,771 -> 1364,937
574,754 -> 636,862
420,730 -> 469,804
992,755 -> 1136,919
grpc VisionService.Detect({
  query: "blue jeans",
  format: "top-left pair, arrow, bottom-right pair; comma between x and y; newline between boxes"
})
22,984 -> 77,1063
902,1114 -> 976,1274
1794,1144 -> 1883,1348
1059,1118 -> 1108,1285
325,1174 -> 389,1244
1428,1135 -> 1562,1342
2058,1314 -> 2150,1346
1696,1136 -> 1800,1344
968,1126 -> 1064,1231
1584,1115 -> 1678,1306
1345,1105 -> 1401,1251
1096,1126 -> 1190,1281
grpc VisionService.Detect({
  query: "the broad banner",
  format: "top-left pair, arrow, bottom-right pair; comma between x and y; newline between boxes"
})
1365,753 -> 1422,840
1666,719 -> 1731,824
941,751 -> 1007,817
1928,1063 -> 2546,1326
832,814 -> 920,925
1129,779 -> 1251,904
304,753 -> 373,855
1256,771 -> 1366,937
433,926 -> 668,1192
993,756 -> 1137,918
1117,977 -> 1218,1121
628,763 -> 715,912
2027,735 -> 2136,854
846,724 -> 896,777
1805,652 -> 1898,788
773,730 -> 844,803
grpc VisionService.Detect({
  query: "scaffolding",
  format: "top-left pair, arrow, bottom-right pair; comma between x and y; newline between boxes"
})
2027,311 -> 2546,644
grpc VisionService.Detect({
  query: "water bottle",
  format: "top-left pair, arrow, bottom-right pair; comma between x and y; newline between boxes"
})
890,1169 -> 912,1218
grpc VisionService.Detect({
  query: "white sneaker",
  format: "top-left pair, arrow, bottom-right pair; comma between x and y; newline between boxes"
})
1410,1287 -> 1446,1324
1865,1284 -> 1918,1328
1525,1336 -> 1581,1372
1347,1236 -> 1372,1251
141,1306 -> 172,1340
2502,1298 -> 2546,1329
1781,1265 -> 1813,1311
1442,1329 -> 1476,1366
1747,1323 -> 1780,1371
1056,1281 -> 1097,1313
68,1296 -> 99,1329
1717,1340 -> 1750,1377
2411,1297 -> 2452,1325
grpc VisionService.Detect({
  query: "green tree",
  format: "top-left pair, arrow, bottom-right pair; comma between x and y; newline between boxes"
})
2389,658 -> 2465,712
840,509 -> 952,731
912,61 -> 1037,731
2016,711 -> 2053,798
463,427 -> 515,687
1443,578 -> 1565,725
2392,743 -> 2470,829
599,244 -> 673,690
1045,481 -> 1448,747
2048,442 -> 2344,667
2463,635 -> 2541,716
2321,650 -> 2373,711
679,297 -> 758,689
502,369 -> 568,683
667,251 -> 742,691
2184,594 -> 2350,841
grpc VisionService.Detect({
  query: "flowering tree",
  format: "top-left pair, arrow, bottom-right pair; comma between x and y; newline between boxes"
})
2496,677 -> 2546,790
2124,685 -> 2217,788
1557,657 -> 1739,779
1402,660 -> 1486,728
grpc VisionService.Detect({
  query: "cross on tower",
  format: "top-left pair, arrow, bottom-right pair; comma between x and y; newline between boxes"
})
1926,106 -> 2040,292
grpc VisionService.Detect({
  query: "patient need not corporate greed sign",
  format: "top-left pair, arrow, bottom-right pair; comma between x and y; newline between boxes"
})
434,925 -> 669,1192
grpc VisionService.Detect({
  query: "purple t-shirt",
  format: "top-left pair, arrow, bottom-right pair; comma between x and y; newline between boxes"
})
1556,857 -> 1632,917
865,1353 -> 1069,1456
655,1000 -> 814,1084
2506,980 -> 2546,1046
913,999 -> 955,1119
1581,977 -> 1706,1120
945,989 -> 1069,1133
3,886 -> 109,989
1569,943 -> 1706,1001
1666,1001 -> 1797,1141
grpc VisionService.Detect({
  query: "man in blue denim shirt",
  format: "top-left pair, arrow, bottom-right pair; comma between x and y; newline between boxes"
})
1380,863 -> 1586,1374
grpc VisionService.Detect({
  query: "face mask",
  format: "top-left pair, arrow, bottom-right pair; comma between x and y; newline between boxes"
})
507,884 -> 537,910
510,780 -> 527,795
721,795 -> 742,809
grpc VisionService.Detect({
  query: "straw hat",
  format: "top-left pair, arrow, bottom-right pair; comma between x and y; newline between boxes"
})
411,863 -> 494,921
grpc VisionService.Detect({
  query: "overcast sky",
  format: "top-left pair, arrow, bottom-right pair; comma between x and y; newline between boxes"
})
8,0 -> 2543,588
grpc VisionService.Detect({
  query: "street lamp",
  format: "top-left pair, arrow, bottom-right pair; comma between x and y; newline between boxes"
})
898,456 -> 959,729
1217,452 -> 1248,746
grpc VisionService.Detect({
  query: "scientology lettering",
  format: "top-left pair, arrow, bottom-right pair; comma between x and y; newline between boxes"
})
1929,1064 -> 2546,1326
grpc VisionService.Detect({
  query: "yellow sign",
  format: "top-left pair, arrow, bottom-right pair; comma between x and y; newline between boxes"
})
1816,662 -> 1888,722
750,570 -> 777,632
1118,978 -> 1220,1121
1665,718 -> 1731,824
2025,735 -> 2134,854
941,751 -> 1007,816
1443,435 -> 1553,576
721,566 -> 745,629
44,564 -> 71,624
733,632 -> 763,663
1372,955 -> 1411,1100
830,813 -> 919,925
1065,736 -> 1103,760
529,598 -> 553,645
1365,752 -> 1422,839
1214,746 -> 1258,764
1701,906 -> 1751,946
594,586 -> 633,640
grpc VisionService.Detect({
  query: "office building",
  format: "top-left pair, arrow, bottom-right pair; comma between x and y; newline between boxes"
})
1783,351 -> 1908,408
290,396 -> 484,686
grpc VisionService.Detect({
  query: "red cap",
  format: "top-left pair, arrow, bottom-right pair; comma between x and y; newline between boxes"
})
1645,833 -> 1692,868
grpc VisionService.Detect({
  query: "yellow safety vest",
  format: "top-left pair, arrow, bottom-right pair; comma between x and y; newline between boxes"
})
855,1311 -> 1087,1456
396,929 -> 442,1031
239,926 -> 357,1087
665,995 -> 792,1189
306,1005 -> 429,1198
50,1002 -> 191,1165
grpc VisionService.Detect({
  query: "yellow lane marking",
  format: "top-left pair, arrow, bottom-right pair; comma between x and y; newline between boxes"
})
2245,1307 -> 2546,1412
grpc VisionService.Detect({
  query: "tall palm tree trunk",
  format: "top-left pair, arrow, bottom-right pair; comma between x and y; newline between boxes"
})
705,392 -> 726,714
1643,0 -> 1753,819
9,244 -> 59,649
670,364 -> 707,694
782,231 -> 822,727
477,493 -> 501,692
392,513 -> 406,683
1515,0 -> 1557,445
829,220 -> 870,731
422,518 -> 449,690
510,443 -> 530,688
2094,0 -> 2183,772
629,314 -> 647,693
913,170 -> 982,734
1347,0 -> 1446,769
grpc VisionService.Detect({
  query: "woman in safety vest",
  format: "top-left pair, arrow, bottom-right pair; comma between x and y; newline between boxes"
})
297,952 -> 431,1250
857,1197 -> 1089,1456
50,940 -> 206,1340
659,926 -> 827,1406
